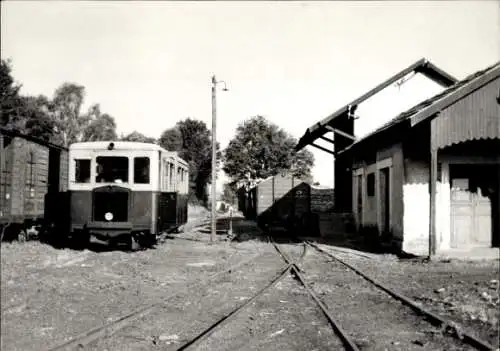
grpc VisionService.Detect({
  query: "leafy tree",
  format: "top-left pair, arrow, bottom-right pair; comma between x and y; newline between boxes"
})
21,95 -> 57,142
0,59 -> 23,128
120,130 -> 156,143
51,82 -> 87,146
223,115 -> 314,184
159,118 -> 221,205
82,104 -> 117,141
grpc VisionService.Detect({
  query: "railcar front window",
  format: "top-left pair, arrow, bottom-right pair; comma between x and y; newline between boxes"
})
134,157 -> 150,184
96,156 -> 129,183
75,159 -> 91,183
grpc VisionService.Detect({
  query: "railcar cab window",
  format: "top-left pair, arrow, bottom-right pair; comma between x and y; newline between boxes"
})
75,159 -> 91,183
134,157 -> 150,184
96,156 -> 129,183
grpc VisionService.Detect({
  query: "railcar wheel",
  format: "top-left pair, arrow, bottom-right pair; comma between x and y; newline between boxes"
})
130,234 -> 141,251
17,229 -> 27,242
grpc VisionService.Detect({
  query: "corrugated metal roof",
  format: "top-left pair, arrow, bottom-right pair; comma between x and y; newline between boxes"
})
338,60 -> 500,155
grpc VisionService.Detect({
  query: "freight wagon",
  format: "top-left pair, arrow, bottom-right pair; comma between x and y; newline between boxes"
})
0,128 -> 68,241
238,173 -> 335,236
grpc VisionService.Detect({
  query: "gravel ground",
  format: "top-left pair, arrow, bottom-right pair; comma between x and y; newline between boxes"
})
314,243 -> 500,348
195,274 -> 344,351
86,246 -> 286,350
301,249 -> 477,350
0,234 -> 263,351
2,212 -> 497,351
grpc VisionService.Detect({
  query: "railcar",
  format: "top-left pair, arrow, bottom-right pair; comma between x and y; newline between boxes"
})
66,141 -> 189,248
0,128 -> 68,241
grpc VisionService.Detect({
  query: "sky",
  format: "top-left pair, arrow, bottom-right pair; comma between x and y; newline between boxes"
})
1,1 -> 499,191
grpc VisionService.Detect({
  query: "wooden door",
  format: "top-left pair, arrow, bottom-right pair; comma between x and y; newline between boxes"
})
450,164 -> 497,248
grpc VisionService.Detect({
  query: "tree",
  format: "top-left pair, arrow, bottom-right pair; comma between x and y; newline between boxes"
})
159,118 -> 221,204
21,95 -> 57,142
223,115 -> 315,185
120,131 -> 156,143
82,104 -> 117,141
51,82 -> 87,146
0,59 -> 23,128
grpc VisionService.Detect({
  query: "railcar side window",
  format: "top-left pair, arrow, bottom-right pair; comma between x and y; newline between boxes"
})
96,156 -> 129,183
134,157 -> 150,184
75,159 -> 91,183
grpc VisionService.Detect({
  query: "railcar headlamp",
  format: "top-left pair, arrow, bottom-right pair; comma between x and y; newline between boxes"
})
105,212 -> 114,221
107,142 -> 115,150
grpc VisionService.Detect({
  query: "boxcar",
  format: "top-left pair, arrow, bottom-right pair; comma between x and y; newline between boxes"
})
66,141 -> 189,248
0,128 -> 68,241
237,173 -> 336,236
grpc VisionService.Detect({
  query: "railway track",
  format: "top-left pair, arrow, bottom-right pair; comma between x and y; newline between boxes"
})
41,234 -> 495,351
305,241 -> 496,351
174,236 -> 359,351
44,250 -> 266,351
175,236 -> 495,351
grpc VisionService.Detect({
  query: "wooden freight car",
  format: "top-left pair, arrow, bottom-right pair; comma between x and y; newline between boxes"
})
245,172 -> 309,233
238,173 -> 336,236
0,128 -> 68,241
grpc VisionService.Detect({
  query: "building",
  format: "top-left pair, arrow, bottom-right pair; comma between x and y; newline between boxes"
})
296,58 -> 458,214
342,61 -> 500,256
297,59 -> 500,257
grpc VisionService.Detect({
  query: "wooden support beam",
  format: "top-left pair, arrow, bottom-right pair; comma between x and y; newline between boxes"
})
324,125 -> 356,141
310,142 -> 335,155
319,135 -> 335,144
429,148 -> 438,259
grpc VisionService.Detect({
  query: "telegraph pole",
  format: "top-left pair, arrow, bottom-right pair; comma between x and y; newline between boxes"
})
210,75 -> 228,244
211,75 -> 217,244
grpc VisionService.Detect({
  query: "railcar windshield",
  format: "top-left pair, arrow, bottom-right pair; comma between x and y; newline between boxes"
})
96,156 -> 129,183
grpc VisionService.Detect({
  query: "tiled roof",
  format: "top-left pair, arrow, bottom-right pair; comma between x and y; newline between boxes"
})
338,60 -> 500,154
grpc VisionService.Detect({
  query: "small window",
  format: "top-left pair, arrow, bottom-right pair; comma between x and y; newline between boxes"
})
75,159 -> 91,183
367,173 -> 375,197
96,156 -> 129,183
134,157 -> 150,184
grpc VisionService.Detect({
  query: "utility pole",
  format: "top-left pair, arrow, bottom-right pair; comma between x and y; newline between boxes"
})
211,75 -> 217,244
210,75 -> 229,244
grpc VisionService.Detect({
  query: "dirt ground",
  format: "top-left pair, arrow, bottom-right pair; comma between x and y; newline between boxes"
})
313,243 -> 500,348
1,211 -> 498,350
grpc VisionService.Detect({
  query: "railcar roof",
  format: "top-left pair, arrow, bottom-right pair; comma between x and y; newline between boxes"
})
70,141 -> 164,151
70,141 -> 189,168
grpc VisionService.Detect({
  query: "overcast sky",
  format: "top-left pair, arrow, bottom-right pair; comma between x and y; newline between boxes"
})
1,1 -> 499,188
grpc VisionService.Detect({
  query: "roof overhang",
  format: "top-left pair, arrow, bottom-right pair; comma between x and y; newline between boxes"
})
337,61 -> 500,156
295,58 -> 458,152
